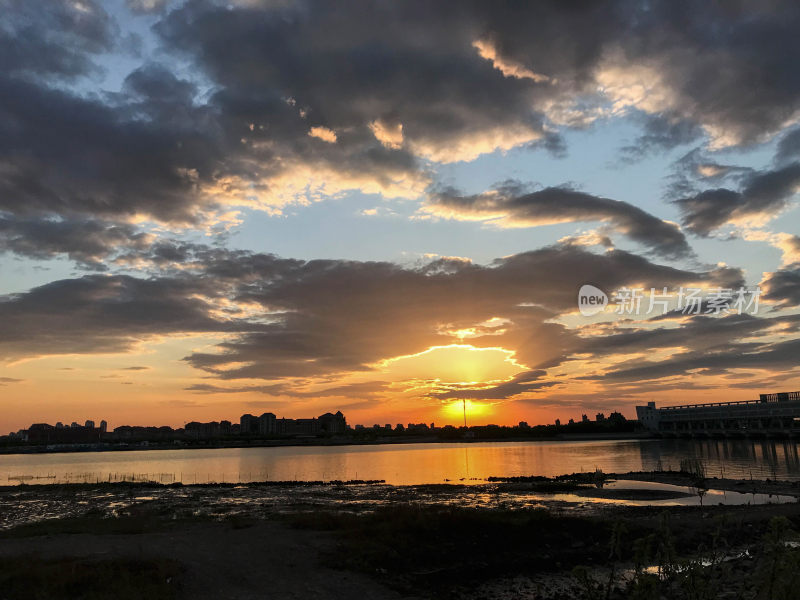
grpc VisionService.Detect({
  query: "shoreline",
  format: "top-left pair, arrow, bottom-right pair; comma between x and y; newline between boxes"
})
2,468 -> 798,498
0,430 -> 652,456
2,470 -> 800,599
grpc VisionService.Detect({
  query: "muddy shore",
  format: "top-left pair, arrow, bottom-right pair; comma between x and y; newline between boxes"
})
1,472 -> 799,599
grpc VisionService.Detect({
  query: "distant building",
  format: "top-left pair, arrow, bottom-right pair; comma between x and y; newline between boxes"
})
185,421 -> 221,438
258,412 -> 276,435
85,420 -> 95,429
318,411 -> 346,434
99,420 -> 107,433
276,417 -> 320,435
240,414 -> 258,435
237,410 -> 347,437
406,423 -> 431,433
555,418 -> 561,427
608,411 -> 626,425
113,425 -> 174,441
26,423 -> 101,444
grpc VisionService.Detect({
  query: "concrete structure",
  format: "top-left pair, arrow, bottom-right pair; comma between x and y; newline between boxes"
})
636,392 -> 800,437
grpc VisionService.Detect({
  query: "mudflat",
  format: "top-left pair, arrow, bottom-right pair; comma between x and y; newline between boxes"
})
3,473 -> 800,599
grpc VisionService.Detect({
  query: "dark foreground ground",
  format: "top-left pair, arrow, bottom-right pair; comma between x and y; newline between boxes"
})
1,471 -> 800,599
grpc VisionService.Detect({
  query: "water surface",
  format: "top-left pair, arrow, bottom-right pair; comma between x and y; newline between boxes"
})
3,438 -> 800,485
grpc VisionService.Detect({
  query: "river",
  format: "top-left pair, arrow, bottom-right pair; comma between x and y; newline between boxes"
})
2,437 -> 800,485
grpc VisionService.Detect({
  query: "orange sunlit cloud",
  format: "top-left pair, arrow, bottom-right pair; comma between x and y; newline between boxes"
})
375,344 -> 526,386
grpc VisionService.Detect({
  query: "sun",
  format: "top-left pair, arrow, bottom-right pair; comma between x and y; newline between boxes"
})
443,398 -> 492,423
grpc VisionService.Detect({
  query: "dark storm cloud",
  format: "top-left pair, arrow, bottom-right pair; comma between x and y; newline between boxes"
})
0,0 -> 116,81
483,1 -> 800,147
777,128 -> 800,162
428,183 -> 692,259
0,274 -> 248,359
0,216 -> 151,269
591,336 -> 800,384
0,72 -> 225,223
155,0 -> 552,164
579,313 -> 780,357
0,63 -> 421,228
156,0 -> 800,157
763,266 -> 800,307
575,312 -> 800,384
2,0 -> 800,236
675,162 -> 800,235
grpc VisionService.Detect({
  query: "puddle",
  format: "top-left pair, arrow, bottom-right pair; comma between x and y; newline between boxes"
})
0,479 -> 796,531
519,479 -> 798,507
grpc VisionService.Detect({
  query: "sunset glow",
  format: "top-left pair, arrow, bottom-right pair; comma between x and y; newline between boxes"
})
443,399 -> 494,422
377,344 -> 524,386
0,0 -> 798,437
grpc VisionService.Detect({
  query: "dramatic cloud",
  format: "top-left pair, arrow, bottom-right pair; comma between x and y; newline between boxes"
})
427,183 -> 691,258
3,0 -> 800,233
590,336 -> 800,385
777,128 -> 800,163
183,244 -> 738,380
579,313 -> 779,358
675,163 -> 800,235
0,274 -> 247,359
0,216 -> 152,269
0,0 -> 116,81
185,381 -> 392,400
0,71 -> 226,223
573,311 -> 800,384
431,370 -> 557,401
763,266 -> 800,308
2,0 -> 800,422
0,237 -> 793,406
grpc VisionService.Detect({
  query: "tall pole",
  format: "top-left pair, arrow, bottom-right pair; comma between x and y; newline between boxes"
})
463,398 -> 467,428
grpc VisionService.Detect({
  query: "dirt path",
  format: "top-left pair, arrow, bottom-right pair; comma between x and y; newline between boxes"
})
0,521 -> 409,600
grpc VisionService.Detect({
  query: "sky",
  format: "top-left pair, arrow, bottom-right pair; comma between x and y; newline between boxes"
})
1,0 -> 800,432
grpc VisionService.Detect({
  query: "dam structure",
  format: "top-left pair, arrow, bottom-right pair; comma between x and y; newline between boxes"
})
636,392 -> 800,437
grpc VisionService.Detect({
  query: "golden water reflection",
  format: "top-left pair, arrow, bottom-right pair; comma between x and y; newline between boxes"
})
2,438 -> 800,485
